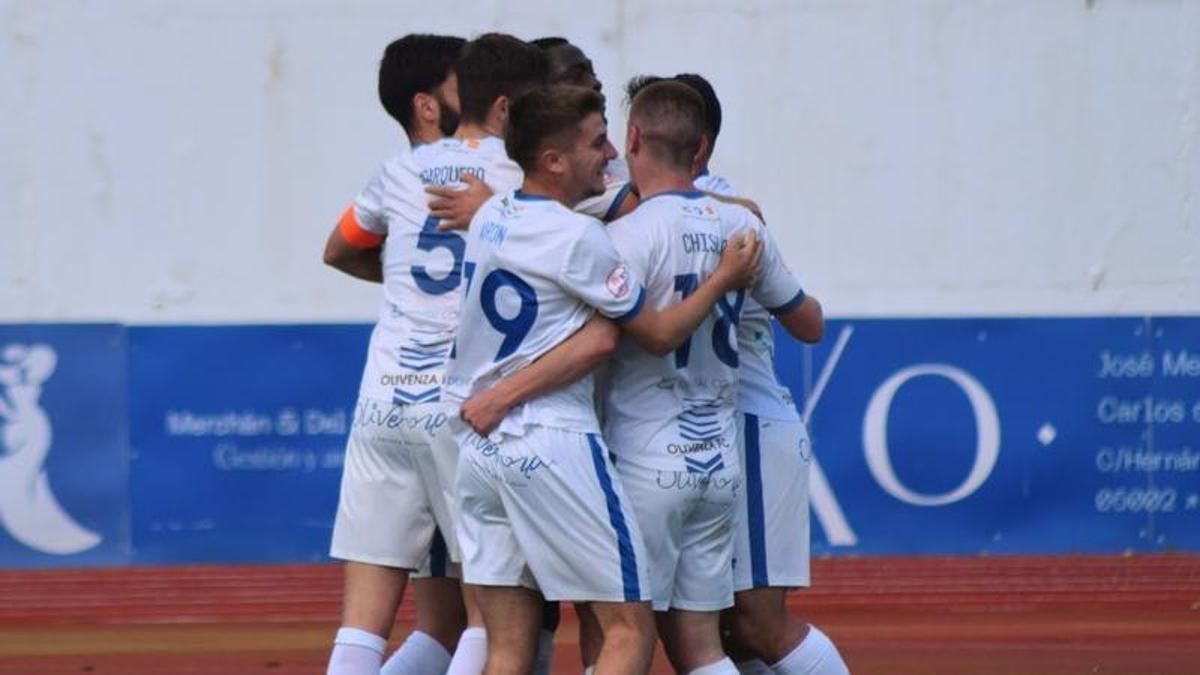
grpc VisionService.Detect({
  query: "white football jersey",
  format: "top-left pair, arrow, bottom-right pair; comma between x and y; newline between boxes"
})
693,168 -> 736,198
601,191 -> 805,469
346,136 -> 523,406
443,190 -> 646,437
693,172 -> 805,421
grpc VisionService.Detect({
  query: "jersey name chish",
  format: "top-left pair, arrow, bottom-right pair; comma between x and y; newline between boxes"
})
601,191 -> 805,471
444,190 -> 645,438
345,137 -> 522,407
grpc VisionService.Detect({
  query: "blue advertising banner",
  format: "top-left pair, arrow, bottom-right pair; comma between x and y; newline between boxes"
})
2,318 -> 1197,568
0,324 -> 129,567
776,318 -> 1200,555
127,324 -> 370,563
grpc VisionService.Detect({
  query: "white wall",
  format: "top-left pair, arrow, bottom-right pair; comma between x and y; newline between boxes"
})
2,0 -> 1197,322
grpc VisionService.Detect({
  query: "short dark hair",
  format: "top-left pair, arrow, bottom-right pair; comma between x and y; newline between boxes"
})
530,36 -> 569,50
673,73 -> 722,145
533,37 -> 598,88
506,85 -> 607,173
378,34 -> 465,132
456,33 -> 548,125
625,74 -> 666,105
628,80 -> 707,171
625,72 -> 722,148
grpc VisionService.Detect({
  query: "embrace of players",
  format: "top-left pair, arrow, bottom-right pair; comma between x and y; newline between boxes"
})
322,31 -> 851,675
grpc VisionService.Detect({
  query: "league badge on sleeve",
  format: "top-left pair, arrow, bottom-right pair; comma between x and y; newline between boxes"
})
606,264 -> 632,299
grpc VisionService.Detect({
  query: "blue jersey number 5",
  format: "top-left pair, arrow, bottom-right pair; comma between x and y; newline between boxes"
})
412,215 -> 465,294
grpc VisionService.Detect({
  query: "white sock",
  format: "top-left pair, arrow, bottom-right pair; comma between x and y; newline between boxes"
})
327,627 -> 388,675
583,667 -> 595,675
381,630 -> 452,675
770,626 -> 849,675
533,629 -> 555,675
446,627 -> 487,675
688,657 -> 740,675
737,659 -> 773,674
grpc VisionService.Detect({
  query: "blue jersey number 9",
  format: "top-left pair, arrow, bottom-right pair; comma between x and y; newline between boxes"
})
412,215 -> 465,294
480,269 -> 539,361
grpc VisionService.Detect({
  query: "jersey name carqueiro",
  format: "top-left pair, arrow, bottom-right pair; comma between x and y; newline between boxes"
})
444,190 -> 646,437
345,137 -> 522,407
601,191 -> 805,470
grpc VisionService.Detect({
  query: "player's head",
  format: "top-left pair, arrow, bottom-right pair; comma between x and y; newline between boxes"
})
625,79 -> 708,180
507,85 -> 616,204
532,37 -> 601,92
456,33 -> 549,132
626,72 -> 721,170
378,34 -> 465,141
672,73 -> 722,155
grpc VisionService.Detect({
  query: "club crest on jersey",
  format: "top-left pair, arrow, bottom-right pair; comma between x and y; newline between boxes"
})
606,264 -> 631,299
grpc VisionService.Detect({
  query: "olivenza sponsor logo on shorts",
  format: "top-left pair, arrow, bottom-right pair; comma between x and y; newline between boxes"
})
0,344 -> 101,555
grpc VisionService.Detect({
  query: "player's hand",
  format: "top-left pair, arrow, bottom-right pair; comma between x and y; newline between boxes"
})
460,387 -> 510,437
429,174 -> 493,232
714,228 -> 762,290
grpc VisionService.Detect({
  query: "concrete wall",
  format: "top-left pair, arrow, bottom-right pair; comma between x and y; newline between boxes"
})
2,0 -> 1197,322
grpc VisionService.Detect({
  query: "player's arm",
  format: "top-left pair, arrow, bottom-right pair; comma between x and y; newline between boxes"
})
772,293 -> 824,343
621,230 -> 762,356
429,173 -> 493,232
706,192 -> 764,222
460,314 -> 619,435
605,186 -> 639,221
747,217 -> 824,343
323,205 -> 383,282
576,181 -> 639,222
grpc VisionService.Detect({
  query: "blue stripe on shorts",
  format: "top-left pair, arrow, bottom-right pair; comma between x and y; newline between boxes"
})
744,413 -> 770,588
586,433 -> 641,602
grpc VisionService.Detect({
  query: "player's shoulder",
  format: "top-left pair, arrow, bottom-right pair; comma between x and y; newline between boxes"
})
693,170 -> 737,197
708,194 -> 762,230
494,189 -> 591,229
361,150 -> 424,211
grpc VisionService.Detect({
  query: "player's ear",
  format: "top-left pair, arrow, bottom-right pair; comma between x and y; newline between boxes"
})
626,123 -> 641,156
541,147 -> 567,178
492,95 -> 510,127
413,92 -> 437,126
691,134 -> 710,177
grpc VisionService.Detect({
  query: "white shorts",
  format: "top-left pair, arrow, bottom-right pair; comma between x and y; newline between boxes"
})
330,397 -> 461,568
734,413 -> 811,591
614,424 -> 739,612
455,424 -> 650,604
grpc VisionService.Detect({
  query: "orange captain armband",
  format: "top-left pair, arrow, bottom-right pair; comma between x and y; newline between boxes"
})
338,205 -> 384,249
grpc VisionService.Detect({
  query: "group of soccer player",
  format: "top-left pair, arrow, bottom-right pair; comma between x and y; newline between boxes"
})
322,31 -> 850,675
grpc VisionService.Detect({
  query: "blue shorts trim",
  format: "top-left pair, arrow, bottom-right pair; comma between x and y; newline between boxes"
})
586,433 -> 641,601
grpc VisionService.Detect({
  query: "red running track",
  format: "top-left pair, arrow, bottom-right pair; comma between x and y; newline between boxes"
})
1,555 -> 1198,674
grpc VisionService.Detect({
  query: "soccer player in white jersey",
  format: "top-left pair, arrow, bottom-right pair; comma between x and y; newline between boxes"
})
322,34 -> 468,675
444,84 -> 762,675
598,80 -> 814,675
426,36 -> 636,231
321,33 -> 550,675
630,73 -> 849,675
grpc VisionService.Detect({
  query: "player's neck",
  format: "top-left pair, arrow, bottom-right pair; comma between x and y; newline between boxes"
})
519,175 -> 577,208
635,169 -> 698,200
455,119 -> 503,141
407,127 -> 443,147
